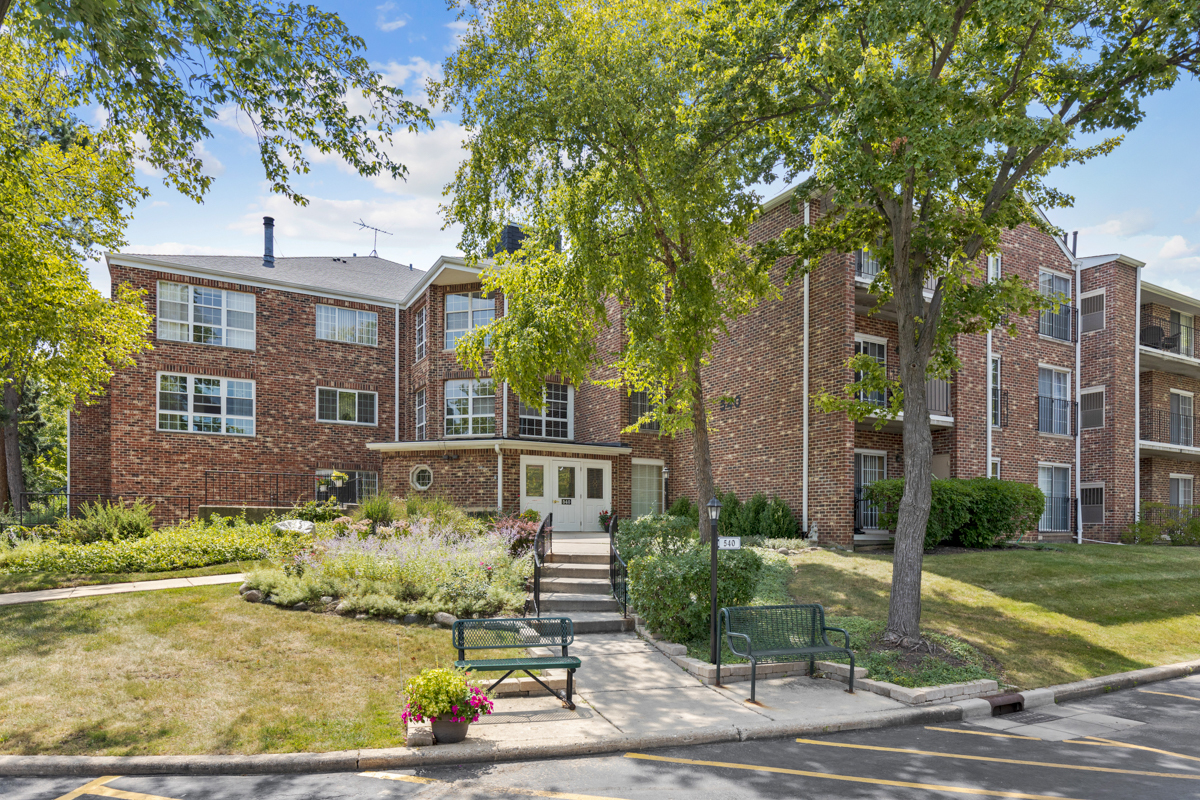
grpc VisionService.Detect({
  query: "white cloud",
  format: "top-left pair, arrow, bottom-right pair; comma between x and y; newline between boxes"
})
120,242 -> 257,256
376,2 -> 407,32
151,200 -> 169,208
1082,208 -> 1156,238
195,141 -> 226,178
304,120 -> 467,198
1159,235 -> 1199,260
446,19 -> 469,51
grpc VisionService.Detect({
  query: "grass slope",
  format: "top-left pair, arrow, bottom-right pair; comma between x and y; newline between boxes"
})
0,562 -> 259,594
788,544 -> 1200,689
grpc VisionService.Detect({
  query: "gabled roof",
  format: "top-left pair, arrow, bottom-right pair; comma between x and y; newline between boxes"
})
1077,253 -> 1145,270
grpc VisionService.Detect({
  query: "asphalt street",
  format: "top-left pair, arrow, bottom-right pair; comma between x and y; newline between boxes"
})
7,675 -> 1200,800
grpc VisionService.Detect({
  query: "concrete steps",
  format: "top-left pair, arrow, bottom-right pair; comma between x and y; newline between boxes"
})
546,552 -> 608,565
531,539 -> 630,632
542,563 -> 609,580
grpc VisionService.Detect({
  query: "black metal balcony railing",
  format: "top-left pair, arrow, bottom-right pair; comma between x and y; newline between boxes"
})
1141,315 -> 1197,359
855,251 -> 938,291
853,487 -> 889,533
1038,304 -> 1077,342
203,471 -> 365,507
1038,396 -> 1075,436
1142,408 -> 1196,448
860,362 -> 952,418
1040,495 -> 1072,532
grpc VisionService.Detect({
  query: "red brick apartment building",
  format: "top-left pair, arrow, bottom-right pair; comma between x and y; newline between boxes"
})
70,194 -> 1200,546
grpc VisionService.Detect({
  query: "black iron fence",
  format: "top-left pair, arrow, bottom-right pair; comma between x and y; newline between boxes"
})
1141,408 -> 1195,447
1040,495 -> 1073,533
1038,396 -> 1075,436
853,487 -> 889,534
1038,304 -> 1077,342
855,251 -> 938,291
530,513 -> 552,618
203,471 -> 365,507
7,492 -> 194,529
1141,315 -> 1196,359
608,514 -> 628,618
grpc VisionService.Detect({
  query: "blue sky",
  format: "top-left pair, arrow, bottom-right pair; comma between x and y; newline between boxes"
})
102,2 -> 1200,299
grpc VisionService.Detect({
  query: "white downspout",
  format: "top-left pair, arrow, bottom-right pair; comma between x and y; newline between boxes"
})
394,303 -> 401,442
503,381 -> 509,439
1075,261 -> 1082,544
495,443 -> 503,513
802,199 -> 811,534
986,330 -> 993,478
1135,268 -> 1142,521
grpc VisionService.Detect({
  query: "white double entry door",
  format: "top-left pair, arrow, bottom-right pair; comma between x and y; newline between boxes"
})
519,455 -> 611,532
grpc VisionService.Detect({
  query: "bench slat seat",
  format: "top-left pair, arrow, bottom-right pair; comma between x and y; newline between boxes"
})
452,616 -> 579,709
455,656 -> 581,671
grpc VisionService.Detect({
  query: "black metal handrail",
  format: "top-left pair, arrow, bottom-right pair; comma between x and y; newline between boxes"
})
1038,304 -> 1077,342
608,514 -> 628,618
1038,396 -> 1075,436
1141,408 -> 1195,447
530,513 -> 552,618
1141,315 -> 1196,359
12,492 -> 194,529
203,470 -> 363,506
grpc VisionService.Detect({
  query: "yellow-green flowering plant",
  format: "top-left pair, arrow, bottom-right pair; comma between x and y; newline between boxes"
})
402,667 -> 493,725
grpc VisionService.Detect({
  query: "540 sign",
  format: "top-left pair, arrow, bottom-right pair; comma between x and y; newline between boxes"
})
718,395 -> 742,412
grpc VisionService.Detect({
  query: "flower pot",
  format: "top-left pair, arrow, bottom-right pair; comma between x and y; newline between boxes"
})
333,480 -> 344,487
431,719 -> 470,744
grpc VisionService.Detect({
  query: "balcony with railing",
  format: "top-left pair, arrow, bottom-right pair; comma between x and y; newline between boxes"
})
855,250 -> 939,292
1140,408 -> 1198,455
1037,304 -> 1077,343
857,362 -> 953,429
1037,396 -> 1075,437
1141,315 -> 1197,360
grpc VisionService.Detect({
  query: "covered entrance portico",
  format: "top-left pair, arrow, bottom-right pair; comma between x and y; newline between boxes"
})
519,455 -> 611,532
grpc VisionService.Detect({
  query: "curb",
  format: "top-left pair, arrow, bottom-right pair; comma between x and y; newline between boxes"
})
4,656 -> 1199,777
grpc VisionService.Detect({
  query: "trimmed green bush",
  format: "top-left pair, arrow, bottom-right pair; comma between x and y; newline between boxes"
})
627,544 -> 763,643
1127,504 -> 1200,546
616,515 -> 697,564
58,499 -> 155,544
864,478 -> 1044,549
666,496 -> 698,524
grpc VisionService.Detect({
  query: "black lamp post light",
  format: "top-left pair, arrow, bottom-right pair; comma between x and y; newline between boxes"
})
707,496 -> 723,668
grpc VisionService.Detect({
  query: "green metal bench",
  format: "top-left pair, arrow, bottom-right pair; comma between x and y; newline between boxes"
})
452,616 -> 581,709
718,603 -> 854,702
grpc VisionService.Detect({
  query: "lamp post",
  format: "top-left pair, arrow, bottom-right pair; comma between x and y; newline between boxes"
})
707,496 -> 723,669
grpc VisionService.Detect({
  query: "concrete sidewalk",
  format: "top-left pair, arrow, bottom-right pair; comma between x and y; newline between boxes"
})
0,573 -> 245,607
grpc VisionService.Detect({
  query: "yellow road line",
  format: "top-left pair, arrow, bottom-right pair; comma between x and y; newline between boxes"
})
1139,689 -> 1200,702
54,777 -> 180,800
793,737 -> 1200,781
54,777 -> 120,800
360,771 -> 629,799
623,752 -> 1091,800
1079,736 -> 1200,764
925,726 -> 1042,741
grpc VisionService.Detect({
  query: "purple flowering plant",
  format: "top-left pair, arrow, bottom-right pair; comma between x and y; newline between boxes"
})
402,666 -> 494,725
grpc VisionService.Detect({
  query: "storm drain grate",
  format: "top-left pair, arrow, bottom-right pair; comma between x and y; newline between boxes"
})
999,711 -> 1060,725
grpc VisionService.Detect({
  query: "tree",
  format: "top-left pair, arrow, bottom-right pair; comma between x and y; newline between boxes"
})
699,0 -> 1200,642
0,0 -> 431,202
0,33 -> 152,508
434,0 -> 784,537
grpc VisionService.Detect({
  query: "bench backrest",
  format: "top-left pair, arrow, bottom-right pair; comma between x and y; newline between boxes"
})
723,604 -> 827,649
452,616 -> 574,651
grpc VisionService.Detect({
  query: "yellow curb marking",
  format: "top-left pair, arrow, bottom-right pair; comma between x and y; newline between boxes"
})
623,752 -> 1091,800
1139,689 -> 1200,702
793,737 -> 1200,780
1078,735 -> 1200,764
54,776 -> 181,800
925,726 -> 1042,741
360,771 -> 628,799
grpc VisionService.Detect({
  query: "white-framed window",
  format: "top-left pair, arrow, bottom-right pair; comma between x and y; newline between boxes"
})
1080,289 -> 1105,333
990,458 -> 1001,480
990,356 -> 1002,428
414,388 -> 427,441
988,253 -> 1002,282
316,304 -> 377,346
1081,483 -> 1105,525
632,461 -> 664,519
445,378 -> 495,436
157,281 -> 255,350
1080,388 -> 1104,430
1039,270 -> 1073,341
1170,390 -> 1194,447
1038,464 -> 1071,531
414,306 -> 427,361
156,372 -> 255,436
317,468 -> 378,503
855,449 -> 887,530
854,334 -> 888,408
316,387 -> 377,426
631,390 -> 660,432
519,383 -> 573,440
444,291 -> 494,349
1038,366 -> 1071,435
410,464 -> 434,492
1169,310 -> 1195,358
1171,474 -> 1194,508
855,247 -> 881,279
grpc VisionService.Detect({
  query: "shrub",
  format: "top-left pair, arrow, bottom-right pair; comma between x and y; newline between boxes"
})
737,493 -> 769,538
715,490 -> 742,537
58,499 -> 155,544
760,495 -> 801,539
358,493 -> 399,528
1121,519 -> 1163,545
616,515 -> 697,564
627,544 -> 762,643
865,478 -> 1044,549
289,499 -> 344,523
402,667 -> 494,725
666,496 -> 698,524
493,513 -> 540,555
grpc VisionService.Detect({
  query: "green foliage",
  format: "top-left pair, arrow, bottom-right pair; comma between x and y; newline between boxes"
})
402,667 -> 494,725
16,379 -> 70,494
358,493 -> 399,528
1126,505 -> 1200,546
58,499 -> 154,544
715,490 -> 742,537
866,478 -> 1044,549
1121,519 -> 1164,545
627,544 -> 762,643
616,515 -> 698,564
715,491 -> 801,539
667,497 -> 699,525
288,499 -> 344,523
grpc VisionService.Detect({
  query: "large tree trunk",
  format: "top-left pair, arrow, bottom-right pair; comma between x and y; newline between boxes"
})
687,354 -> 717,543
2,383 -> 25,512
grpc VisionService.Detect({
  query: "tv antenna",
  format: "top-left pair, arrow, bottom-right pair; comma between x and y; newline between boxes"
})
355,219 -> 392,257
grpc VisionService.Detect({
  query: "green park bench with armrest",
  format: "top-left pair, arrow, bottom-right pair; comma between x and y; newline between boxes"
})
452,616 -> 581,709
718,603 -> 855,702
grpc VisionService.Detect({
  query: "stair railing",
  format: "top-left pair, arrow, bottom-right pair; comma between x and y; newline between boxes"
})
531,513 -> 552,618
608,514 -> 628,619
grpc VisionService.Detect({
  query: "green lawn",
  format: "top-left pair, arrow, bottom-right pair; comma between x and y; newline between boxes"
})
788,544 -> 1200,689
0,584 -> 464,755
0,561 -> 260,594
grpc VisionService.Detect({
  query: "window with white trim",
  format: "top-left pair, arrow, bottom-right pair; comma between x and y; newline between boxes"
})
854,334 -> 887,408
444,291 -> 494,349
1171,474 -> 1194,508
1080,388 -> 1104,430
1038,366 -> 1071,435
631,390 -> 659,432
1039,465 -> 1071,531
414,388 -> 426,441
990,458 -> 1001,480
445,379 -> 495,436
157,373 -> 255,436
855,450 -> 887,530
316,304 -> 377,346
414,306 -> 427,361
1081,484 -> 1104,525
632,463 -> 664,518
317,468 -> 378,503
519,384 -> 573,440
317,387 -> 377,425
157,281 -> 255,350
990,357 -> 1001,428
988,253 -> 1002,282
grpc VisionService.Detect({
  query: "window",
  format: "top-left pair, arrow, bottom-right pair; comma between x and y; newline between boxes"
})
1080,291 -> 1105,333
990,357 -> 1002,428
1170,391 -> 1194,447
317,468 -> 378,503
410,465 -> 433,492
631,390 -> 659,432
1169,310 -> 1196,358
1170,474 -> 1194,508
855,247 -> 881,279
990,459 -> 1001,480
855,335 -> 887,408
1081,388 -> 1104,430
414,388 -> 426,441
1081,484 -> 1104,525
988,253 -> 1002,282
1039,271 -> 1073,341
414,306 -> 427,361
631,463 -> 663,519
445,379 -> 495,436
157,373 -> 255,436
519,383 -> 573,439
855,451 -> 887,530
587,467 -> 605,500
1038,367 -> 1071,435
317,387 -> 377,425
525,464 -> 544,498
157,281 -> 255,350
444,291 -> 494,349
316,304 -> 377,346
1039,465 -> 1071,531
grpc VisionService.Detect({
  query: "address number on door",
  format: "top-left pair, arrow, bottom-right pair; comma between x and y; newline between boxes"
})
560,498 -> 572,505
